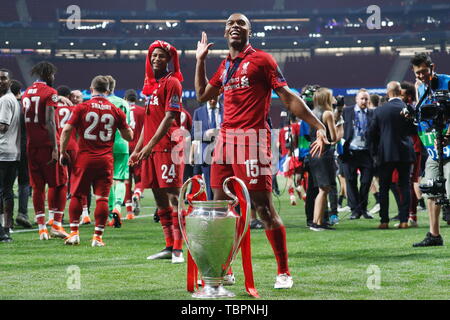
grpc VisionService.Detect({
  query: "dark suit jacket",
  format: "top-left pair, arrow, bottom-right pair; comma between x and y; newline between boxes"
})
341,105 -> 374,162
191,103 -> 223,161
368,98 -> 416,164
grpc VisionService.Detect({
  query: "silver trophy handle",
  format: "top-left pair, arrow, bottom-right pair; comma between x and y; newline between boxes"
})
178,176 -> 207,250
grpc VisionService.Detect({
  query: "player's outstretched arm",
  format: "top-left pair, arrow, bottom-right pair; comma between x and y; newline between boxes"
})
195,32 -> 221,103
275,86 -> 329,157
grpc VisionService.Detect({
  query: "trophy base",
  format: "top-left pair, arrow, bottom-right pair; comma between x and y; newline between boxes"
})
192,285 -> 235,299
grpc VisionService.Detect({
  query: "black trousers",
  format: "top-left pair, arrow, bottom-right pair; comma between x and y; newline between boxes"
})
379,161 -> 412,223
0,161 -> 20,228
16,154 -> 30,217
342,150 -> 373,216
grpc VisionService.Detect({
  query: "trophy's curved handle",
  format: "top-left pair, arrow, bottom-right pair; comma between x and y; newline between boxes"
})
178,175 -> 207,247
223,176 -> 251,264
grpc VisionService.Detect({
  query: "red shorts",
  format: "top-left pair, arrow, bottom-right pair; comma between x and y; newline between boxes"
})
70,166 -> 113,197
140,151 -> 184,189
210,138 -> 273,192
27,147 -> 67,188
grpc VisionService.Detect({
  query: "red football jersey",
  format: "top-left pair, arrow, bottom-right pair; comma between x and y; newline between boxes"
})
209,45 -> 287,136
279,123 -> 300,157
128,103 -> 145,152
67,96 -> 129,168
22,81 -> 59,149
55,102 -> 78,152
143,73 -> 182,152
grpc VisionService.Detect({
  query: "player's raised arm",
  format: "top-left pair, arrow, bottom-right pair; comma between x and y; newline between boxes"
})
195,32 -> 221,103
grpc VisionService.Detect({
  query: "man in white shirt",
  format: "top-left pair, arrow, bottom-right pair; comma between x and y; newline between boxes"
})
0,69 -> 21,242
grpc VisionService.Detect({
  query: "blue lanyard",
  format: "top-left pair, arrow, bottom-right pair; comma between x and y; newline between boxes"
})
222,58 -> 243,86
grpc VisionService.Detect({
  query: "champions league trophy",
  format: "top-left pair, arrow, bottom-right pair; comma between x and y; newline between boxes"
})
178,176 -> 251,299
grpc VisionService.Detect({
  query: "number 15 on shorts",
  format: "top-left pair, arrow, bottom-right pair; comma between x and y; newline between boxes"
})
245,159 -> 260,178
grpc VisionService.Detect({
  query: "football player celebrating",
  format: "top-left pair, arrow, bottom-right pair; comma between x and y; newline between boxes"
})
22,61 -> 71,240
60,75 -> 132,246
129,40 -> 185,264
194,13 -> 328,289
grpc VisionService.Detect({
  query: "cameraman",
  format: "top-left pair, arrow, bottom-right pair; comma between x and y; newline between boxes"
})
410,53 -> 450,247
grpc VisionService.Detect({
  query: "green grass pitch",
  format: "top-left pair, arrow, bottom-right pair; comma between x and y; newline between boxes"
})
0,177 -> 449,300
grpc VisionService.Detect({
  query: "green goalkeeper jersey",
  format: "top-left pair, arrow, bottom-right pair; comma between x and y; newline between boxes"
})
108,94 -> 130,154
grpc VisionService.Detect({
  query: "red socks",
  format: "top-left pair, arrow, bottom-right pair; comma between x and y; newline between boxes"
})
94,198 -> 109,237
69,196 -> 83,233
265,226 -> 290,275
171,208 -> 183,250
158,208 -> 174,248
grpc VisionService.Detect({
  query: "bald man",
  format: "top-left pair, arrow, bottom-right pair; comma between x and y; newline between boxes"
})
368,81 -> 416,229
70,90 -> 83,105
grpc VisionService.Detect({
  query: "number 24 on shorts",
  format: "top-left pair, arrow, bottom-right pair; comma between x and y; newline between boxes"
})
161,164 -> 176,182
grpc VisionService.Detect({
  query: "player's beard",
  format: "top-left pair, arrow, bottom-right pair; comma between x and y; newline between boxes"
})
0,84 -> 9,96
228,34 -> 249,52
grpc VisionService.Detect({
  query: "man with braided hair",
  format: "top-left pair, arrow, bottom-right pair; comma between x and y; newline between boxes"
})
129,40 -> 186,264
21,61 -> 72,240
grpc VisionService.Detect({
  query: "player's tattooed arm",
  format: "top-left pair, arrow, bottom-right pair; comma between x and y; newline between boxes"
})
45,105 -> 58,164
137,111 -> 176,161
275,85 -> 329,157
195,32 -> 220,103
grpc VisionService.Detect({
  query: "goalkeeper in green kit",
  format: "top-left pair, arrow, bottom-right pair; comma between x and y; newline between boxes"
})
105,75 -> 130,227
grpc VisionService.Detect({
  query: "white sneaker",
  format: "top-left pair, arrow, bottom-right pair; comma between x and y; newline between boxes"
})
223,273 -> 236,286
408,218 -> 418,227
274,273 -> 293,289
369,203 -> 380,215
64,232 -> 80,245
337,206 -> 351,213
172,251 -> 185,264
50,226 -> 69,239
290,195 -> 297,206
147,249 -> 172,260
91,236 -> 105,247
39,229 -> 50,240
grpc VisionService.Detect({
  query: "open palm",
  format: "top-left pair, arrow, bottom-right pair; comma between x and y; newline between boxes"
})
196,31 -> 214,61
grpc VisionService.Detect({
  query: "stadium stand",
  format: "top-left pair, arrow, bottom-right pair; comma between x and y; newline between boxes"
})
284,54 -> 398,88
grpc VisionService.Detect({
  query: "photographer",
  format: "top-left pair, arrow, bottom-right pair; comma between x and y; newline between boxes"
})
410,53 -> 450,247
